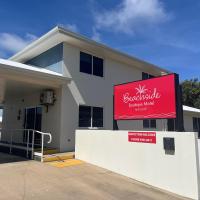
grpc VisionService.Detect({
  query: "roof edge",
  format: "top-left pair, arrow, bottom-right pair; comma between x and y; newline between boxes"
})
10,26 -> 60,61
183,105 -> 200,113
10,26 -> 170,74
58,26 -> 170,74
0,58 -> 71,82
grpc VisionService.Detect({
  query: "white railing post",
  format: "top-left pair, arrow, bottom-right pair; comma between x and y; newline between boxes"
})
31,130 -> 35,159
41,134 -> 44,162
26,130 -> 29,158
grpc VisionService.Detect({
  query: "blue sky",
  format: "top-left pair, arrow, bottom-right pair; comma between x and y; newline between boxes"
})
0,0 -> 200,81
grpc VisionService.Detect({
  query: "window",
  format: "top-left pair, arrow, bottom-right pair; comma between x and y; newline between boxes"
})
80,52 -> 104,77
25,43 -> 63,74
93,107 -> 103,127
80,52 -> 92,74
79,105 -> 103,128
93,56 -> 104,77
143,119 -> 156,129
78,106 -> 91,127
193,117 -> 200,131
142,72 -> 155,80
142,73 -> 156,129
168,119 -> 175,131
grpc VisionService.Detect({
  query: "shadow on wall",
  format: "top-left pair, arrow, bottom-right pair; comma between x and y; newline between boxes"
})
25,43 -> 63,74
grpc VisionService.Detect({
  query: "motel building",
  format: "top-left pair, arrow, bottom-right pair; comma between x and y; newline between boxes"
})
0,26 -> 200,199
0,26 -> 199,154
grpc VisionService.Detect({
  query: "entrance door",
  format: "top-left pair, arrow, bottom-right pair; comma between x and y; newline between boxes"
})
24,107 -> 42,144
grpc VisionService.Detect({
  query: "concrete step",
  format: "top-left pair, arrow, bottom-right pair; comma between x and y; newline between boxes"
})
34,148 -> 59,155
42,152 -> 75,162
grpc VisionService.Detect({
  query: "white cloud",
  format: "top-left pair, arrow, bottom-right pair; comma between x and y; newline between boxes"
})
62,23 -> 79,32
0,32 -> 37,54
91,28 -> 101,42
93,0 -> 170,34
26,33 -> 37,41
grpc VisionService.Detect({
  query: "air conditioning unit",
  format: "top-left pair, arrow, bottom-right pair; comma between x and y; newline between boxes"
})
40,90 -> 56,106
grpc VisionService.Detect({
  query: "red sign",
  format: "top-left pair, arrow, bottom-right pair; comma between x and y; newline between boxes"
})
114,74 -> 176,120
128,132 -> 156,144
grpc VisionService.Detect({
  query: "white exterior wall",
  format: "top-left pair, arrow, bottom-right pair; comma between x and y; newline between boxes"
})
60,43 -> 167,151
198,139 -> 200,179
3,42 -> 198,152
184,112 -> 194,131
76,130 -> 200,200
184,111 -> 200,132
1,89 -> 62,149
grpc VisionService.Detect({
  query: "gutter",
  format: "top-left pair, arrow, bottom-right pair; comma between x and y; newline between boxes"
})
10,26 -> 171,75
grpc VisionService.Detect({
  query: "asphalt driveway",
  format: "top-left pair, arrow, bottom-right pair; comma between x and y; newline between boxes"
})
0,153 -> 189,200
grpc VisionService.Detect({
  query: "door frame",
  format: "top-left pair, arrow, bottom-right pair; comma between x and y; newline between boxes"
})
23,106 -> 43,144
24,106 -> 42,130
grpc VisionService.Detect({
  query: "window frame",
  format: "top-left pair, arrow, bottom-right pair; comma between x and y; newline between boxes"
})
142,72 -> 155,80
80,51 -> 92,75
92,56 -> 104,77
193,117 -> 200,131
78,105 -> 104,128
92,106 -> 104,128
80,51 -> 104,78
143,119 -> 157,129
78,105 -> 92,128
142,72 -> 156,130
167,118 -> 176,131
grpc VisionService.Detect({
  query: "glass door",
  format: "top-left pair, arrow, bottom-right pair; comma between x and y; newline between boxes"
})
24,107 -> 42,145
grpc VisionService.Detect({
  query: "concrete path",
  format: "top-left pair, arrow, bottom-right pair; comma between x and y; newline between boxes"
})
0,153 -> 189,200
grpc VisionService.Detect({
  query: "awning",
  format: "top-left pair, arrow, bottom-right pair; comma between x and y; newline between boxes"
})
0,59 -> 71,103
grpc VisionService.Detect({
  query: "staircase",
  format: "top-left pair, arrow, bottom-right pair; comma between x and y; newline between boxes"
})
34,148 -> 75,162
0,129 -> 52,160
0,128 -> 76,164
42,152 -> 75,162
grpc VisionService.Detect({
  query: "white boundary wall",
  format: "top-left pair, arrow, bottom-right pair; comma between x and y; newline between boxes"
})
75,130 -> 200,200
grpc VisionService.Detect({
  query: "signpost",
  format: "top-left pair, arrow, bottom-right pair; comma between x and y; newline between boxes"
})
113,73 -> 184,132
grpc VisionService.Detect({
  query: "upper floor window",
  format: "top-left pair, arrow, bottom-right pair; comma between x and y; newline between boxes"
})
93,56 -> 104,77
25,43 -> 63,74
142,72 -> 155,80
143,119 -> 156,129
193,117 -> 200,131
142,72 -> 156,129
80,51 -> 104,77
168,119 -> 175,131
80,52 -> 92,74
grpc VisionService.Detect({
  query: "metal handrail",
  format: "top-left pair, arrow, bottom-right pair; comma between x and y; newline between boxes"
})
0,128 -> 52,161
33,130 -> 52,162
34,130 -> 52,144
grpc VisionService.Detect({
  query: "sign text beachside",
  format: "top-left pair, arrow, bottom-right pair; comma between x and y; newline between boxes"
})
114,74 -> 176,120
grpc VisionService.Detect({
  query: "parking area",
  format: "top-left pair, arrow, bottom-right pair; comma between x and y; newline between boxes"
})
0,153 -> 189,200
